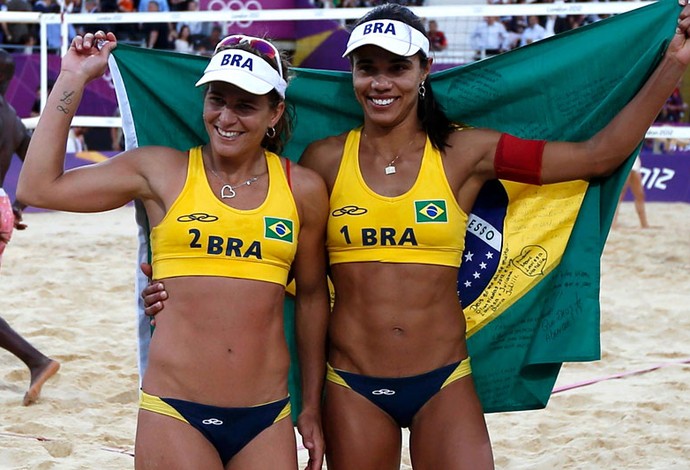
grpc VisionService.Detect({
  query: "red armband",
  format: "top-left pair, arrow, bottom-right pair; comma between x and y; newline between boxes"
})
494,133 -> 545,185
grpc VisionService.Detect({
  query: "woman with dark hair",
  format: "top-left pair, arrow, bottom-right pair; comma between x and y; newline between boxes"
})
18,31 -> 329,469
298,3 -> 690,468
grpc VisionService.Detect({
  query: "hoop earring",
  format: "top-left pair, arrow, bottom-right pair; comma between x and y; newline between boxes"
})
418,81 -> 426,101
266,127 -> 276,138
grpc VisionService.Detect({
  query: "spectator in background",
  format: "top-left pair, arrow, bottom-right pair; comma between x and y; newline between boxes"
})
82,0 -> 99,13
168,0 -> 187,11
471,16 -> 508,60
657,82 -> 688,123
520,15 -> 547,47
0,49 -> 61,406
138,0 -> 169,12
613,153 -> 649,229
174,24 -> 193,53
75,0 -> 100,37
30,78 -> 55,118
503,15 -> 526,50
100,0 -> 138,41
195,25 -> 222,55
66,127 -> 87,153
117,0 -> 133,12
652,81 -> 688,154
141,0 -> 173,49
176,0 -> 209,45
555,14 -> 585,34
427,19 -> 447,52
4,0 -> 32,47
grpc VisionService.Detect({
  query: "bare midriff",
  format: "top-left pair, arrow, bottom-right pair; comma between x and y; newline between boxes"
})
328,261 -> 467,377
142,275 -> 290,407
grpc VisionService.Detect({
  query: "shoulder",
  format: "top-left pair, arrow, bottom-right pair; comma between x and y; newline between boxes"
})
300,131 -> 348,166
285,159 -> 329,226
114,145 -> 188,174
298,130 -> 350,187
287,160 -> 328,202
120,145 -> 187,161
446,126 -> 501,153
444,126 -> 502,175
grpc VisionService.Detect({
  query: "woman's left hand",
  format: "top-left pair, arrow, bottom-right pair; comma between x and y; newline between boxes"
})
62,31 -> 117,84
669,0 -> 690,66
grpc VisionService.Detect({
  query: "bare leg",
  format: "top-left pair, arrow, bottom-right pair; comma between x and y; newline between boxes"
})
136,408 -> 297,470
628,171 -> 650,228
0,316 -> 60,405
135,409 -> 225,470
612,177 -> 630,229
323,381 -> 402,470
409,375 -> 494,470
227,413 -> 297,470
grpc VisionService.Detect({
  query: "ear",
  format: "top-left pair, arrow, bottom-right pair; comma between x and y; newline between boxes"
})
421,56 -> 433,81
270,101 -> 286,127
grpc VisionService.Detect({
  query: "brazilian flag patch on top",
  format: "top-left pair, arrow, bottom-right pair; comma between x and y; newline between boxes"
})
415,200 -> 447,223
265,217 -> 294,242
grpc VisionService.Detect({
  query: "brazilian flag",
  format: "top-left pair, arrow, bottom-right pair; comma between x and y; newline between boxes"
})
110,0 -> 680,415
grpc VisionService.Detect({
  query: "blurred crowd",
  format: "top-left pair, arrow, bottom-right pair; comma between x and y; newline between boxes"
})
312,0 -> 423,7
2,0 -> 688,152
470,13 -> 612,60
0,0 -> 223,55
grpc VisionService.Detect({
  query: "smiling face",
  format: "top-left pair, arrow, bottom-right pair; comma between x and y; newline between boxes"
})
351,45 -> 430,129
203,81 -> 284,159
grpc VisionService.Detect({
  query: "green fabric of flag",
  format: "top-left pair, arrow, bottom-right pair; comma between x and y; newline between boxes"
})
110,0 -> 680,414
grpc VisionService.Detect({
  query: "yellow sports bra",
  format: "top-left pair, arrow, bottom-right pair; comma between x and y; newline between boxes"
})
151,146 -> 299,286
327,128 -> 468,267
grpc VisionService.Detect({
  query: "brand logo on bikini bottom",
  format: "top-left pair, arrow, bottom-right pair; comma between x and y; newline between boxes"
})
372,389 -> 395,396
202,418 -> 223,425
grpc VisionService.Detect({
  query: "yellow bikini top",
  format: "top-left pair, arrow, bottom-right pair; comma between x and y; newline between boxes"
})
327,128 -> 468,267
151,146 -> 299,286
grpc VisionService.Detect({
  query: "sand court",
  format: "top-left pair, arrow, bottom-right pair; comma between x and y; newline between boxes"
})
0,203 -> 688,469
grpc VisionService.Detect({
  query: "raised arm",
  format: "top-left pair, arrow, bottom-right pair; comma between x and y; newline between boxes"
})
17,31 -> 150,213
462,2 -> 690,191
540,3 -> 690,183
290,162 -> 330,470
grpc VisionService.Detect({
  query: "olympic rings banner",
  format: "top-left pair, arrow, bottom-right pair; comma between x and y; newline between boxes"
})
199,0 -> 295,39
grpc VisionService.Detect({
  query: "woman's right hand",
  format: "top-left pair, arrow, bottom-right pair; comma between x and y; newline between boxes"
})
140,262 -> 168,325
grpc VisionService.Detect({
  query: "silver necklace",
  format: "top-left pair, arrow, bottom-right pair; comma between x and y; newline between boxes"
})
207,165 -> 261,199
364,132 -> 416,176
385,153 -> 403,175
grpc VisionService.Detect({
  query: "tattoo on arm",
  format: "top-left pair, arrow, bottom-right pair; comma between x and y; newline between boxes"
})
57,90 -> 75,114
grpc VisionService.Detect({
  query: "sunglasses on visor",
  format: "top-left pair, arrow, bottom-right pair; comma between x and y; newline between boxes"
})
214,35 -> 283,78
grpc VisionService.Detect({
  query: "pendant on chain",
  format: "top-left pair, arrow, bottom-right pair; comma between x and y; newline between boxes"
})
220,185 -> 237,199
217,176 -> 259,199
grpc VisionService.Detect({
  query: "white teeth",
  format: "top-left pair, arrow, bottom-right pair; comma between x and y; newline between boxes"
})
217,128 -> 240,138
372,98 -> 394,106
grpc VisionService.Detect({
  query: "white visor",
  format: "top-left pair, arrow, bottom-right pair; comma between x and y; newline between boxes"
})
195,49 -> 287,99
343,19 -> 430,58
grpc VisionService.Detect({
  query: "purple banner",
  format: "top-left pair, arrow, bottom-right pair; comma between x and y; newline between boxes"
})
4,152 -> 119,213
200,0 -> 295,39
5,53 -> 118,119
622,150 -> 690,203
